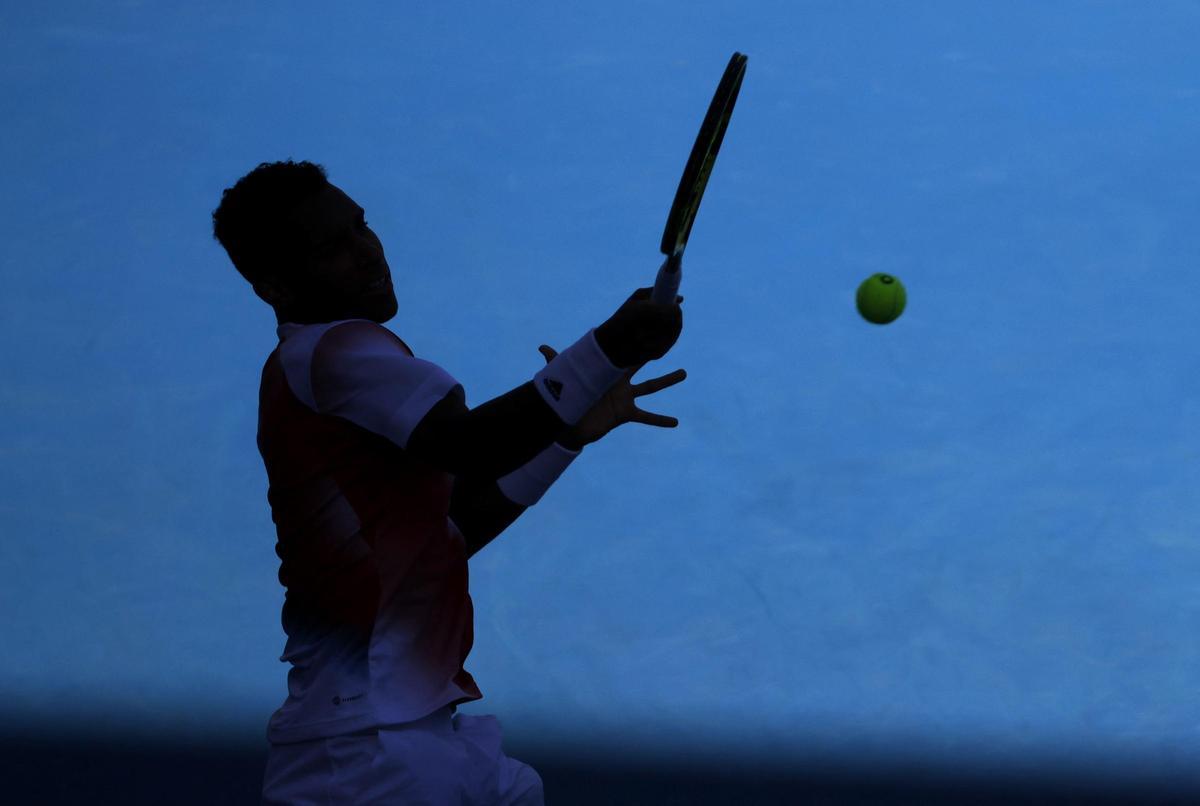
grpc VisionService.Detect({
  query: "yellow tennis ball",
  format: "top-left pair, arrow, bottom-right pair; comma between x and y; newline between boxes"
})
856,273 -> 906,324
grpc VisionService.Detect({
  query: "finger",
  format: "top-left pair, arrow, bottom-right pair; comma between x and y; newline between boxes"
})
630,409 -> 679,428
631,368 -> 687,396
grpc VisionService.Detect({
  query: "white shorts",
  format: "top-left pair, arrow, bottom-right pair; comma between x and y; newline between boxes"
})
261,706 -> 544,805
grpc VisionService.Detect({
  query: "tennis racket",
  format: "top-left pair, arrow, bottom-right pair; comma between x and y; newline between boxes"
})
651,52 -> 748,306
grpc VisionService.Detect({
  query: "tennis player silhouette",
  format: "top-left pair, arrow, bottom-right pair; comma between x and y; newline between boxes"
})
212,160 -> 686,804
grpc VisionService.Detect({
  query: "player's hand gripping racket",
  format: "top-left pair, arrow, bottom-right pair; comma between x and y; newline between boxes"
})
651,52 -> 748,306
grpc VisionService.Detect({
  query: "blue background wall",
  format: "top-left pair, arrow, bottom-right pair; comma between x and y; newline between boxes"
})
4,1 -> 1200,801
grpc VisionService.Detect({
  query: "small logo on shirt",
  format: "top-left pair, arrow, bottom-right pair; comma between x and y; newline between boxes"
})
332,693 -> 365,706
542,377 -> 564,401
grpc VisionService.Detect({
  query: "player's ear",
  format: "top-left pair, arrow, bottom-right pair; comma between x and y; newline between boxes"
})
255,259 -> 305,305
255,278 -> 289,306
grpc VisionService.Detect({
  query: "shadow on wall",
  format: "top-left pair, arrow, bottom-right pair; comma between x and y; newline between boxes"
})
3,727 -> 1199,805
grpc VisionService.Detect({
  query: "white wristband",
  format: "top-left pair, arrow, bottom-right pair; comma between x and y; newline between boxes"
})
532,328 -> 625,425
496,441 -> 581,507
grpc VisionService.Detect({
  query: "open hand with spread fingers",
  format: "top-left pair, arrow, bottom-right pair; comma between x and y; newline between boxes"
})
538,345 -> 688,449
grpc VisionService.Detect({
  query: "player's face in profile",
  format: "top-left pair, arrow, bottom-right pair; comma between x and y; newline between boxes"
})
270,183 -> 397,324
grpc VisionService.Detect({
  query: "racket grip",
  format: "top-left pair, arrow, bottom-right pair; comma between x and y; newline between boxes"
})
651,254 -> 682,305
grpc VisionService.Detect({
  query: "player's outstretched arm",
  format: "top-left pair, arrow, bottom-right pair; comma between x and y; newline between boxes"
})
407,288 -> 683,480
450,308 -> 688,559
451,349 -> 687,559
536,345 -> 687,448
408,381 -> 571,480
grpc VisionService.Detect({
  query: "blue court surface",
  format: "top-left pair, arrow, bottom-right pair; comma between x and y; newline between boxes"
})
4,2 -> 1200,803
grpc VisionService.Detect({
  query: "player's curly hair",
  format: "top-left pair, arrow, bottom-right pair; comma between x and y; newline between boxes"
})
212,159 -> 330,288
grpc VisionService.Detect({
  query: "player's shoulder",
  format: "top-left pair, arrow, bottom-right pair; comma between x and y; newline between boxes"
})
320,319 -> 414,357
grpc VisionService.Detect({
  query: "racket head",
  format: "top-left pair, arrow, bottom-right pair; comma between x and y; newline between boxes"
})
660,52 -> 748,258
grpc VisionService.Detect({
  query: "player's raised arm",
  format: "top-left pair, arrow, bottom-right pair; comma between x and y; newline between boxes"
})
406,287 -> 683,480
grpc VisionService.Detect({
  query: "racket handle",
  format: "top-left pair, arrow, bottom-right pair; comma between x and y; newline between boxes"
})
651,254 -> 682,305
